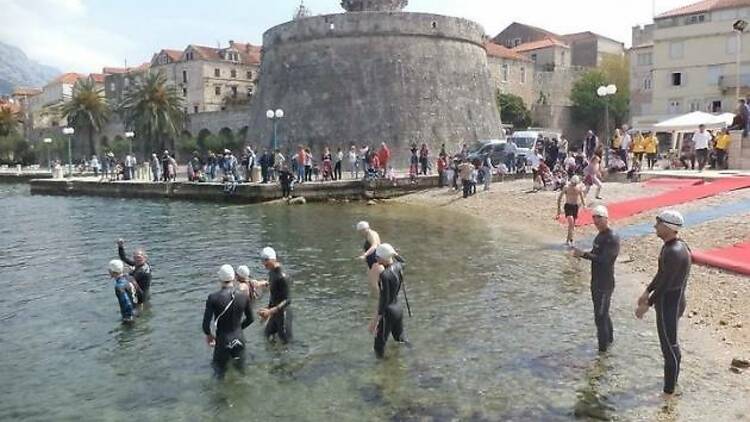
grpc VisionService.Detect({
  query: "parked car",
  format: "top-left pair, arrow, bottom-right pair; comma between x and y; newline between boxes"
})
467,140 -> 507,166
508,129 -> 562,162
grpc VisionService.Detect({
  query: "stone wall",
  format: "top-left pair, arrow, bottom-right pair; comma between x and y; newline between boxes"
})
245,12 -> 503,166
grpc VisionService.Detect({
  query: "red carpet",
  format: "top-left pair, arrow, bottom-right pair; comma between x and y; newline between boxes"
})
566,177 -> 750,226
692,242 -> 750,276
643,178 -> 704,189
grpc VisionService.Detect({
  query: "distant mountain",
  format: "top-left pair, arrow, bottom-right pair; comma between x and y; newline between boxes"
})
0,41 -> 60,95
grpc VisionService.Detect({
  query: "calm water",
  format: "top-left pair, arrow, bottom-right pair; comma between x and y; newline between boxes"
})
0,184 -> 748,421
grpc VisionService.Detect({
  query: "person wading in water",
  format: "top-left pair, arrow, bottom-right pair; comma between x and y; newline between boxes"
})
556,175 -> 586,246
202,265 -> 254,379
635,210 -> 691,397
257,247 -> 292,344
108,259 -> 135,323
117,239 -> 152,305
356,221 -> 382,295
369,243 -> 408,359
572,206 -> 620,353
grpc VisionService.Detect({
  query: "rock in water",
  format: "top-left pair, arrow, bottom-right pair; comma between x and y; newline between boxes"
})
288,197 -> 307,205
731,358 -> 750,369
367,200 -> 377,206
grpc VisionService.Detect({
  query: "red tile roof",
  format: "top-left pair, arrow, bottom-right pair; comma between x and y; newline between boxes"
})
187,42 -> 261,65
50,72 -> 85,86
89,73 -> 106,83
12,87 -> 42,97
102,67 -> 130,74
656,0 -> 750,19
513,37 -> 569,53
484,41 -> 531,62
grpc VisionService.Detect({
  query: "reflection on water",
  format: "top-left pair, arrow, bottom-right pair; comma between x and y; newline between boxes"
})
0,183 -> 748,421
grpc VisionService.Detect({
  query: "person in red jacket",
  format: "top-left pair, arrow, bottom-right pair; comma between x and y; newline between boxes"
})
377,143 -> 391,175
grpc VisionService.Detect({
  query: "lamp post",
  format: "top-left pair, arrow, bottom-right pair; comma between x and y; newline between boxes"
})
43,138 -> 52,170
266,108 -> 284,150
733,19 -> 747,102
125,131 -> 135,155
597,84 -> 617,165
62,127 -> 74,177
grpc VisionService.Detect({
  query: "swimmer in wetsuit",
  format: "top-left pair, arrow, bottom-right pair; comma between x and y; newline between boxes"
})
108,260 -> 135,323
557,175 -> 586,246
573,206 -> 620,353
356,221 -> 382,294
202,265 -> 254,379
636,210 -> 691,397
117,239 -> 152,304
236,265 -> 265,302
257,247 -> 292,344
368,243 -> 407,358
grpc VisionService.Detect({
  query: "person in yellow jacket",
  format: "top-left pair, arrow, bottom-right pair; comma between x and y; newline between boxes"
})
644,132 -> 658,170
632,132 -> 646,164
714,128 -> 732,170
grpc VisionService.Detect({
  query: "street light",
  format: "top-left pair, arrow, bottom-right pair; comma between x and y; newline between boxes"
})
733,20 -> 747,102
43,138 -> 52,170
62,127 -> 75,177
266,108 -> 284,150
125,131 -> 135,155
597,84 -> 617,165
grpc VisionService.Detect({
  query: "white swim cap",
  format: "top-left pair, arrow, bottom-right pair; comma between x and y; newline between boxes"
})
657,210 -> 684,232
237,265 -> 251,279
261,247 -> 277,261
592,205 -> 609,219
109,259 -> 124,274
217,264 -> 235,282
356,221 -> 370,231
570,175 -> 580,185
376,243 -> 397,260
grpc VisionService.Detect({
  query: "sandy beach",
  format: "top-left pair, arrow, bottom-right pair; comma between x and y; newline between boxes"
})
396,177 -> 750,369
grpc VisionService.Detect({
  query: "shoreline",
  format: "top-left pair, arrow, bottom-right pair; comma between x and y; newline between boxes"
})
393,179 -> 750,379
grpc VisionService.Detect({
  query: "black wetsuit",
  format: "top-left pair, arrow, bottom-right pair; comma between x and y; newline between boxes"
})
582,228 -> 620,352
647,238 -> 691,394
118,245 -> 152,304
202,286 -> 253,379
374,262 -> 406,358
265,266 -> 292,343
364,240 -> 377,269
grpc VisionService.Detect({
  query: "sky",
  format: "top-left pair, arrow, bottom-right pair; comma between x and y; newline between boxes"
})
0,0 -> 691,74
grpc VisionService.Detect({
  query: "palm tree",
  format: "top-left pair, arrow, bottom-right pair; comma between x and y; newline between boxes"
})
0,104 -> 22,137
119,71 -> 184,156
61,77 -> 110,156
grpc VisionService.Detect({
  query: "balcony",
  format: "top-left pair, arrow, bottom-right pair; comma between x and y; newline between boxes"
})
719,74 -> 750,95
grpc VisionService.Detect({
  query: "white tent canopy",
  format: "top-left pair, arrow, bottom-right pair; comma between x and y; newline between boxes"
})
653,111 -> 733,132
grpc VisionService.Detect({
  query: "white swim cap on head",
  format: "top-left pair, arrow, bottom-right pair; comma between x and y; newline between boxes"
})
592,205 -> 609,218
356,221 -> 370,231
109,259 -> 124,274
376,243 -> 397,260
657,210 -> 684,232
261,247 -> 277,261
237,265 -> 250,279
570,175 -> 580,185
218,264 -> 235,282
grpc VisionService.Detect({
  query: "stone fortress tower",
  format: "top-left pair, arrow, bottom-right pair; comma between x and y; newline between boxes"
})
246,0 -> 503,162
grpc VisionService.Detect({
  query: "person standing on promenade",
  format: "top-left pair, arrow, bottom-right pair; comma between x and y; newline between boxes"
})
117,239 -> 152,305
334,147 -> 344,181
369,243 -> 408,359
692,124 -> 712,172
202,265 -> 253,379
714,128 -> 732,170
150,153 -> 161,182
585,131 -> 599,160
348,145 -> 358,179
109,259 -> 135,323
458,160 -> 475,198
572,206 -> 620,353
419,143 -> 430,175
620,126 -> 632,168
556,175 -> 586,246
635,210 -> 691,397
279,165 -> 294,198
378,143 -> 391,175
505,138 -> 517,173
258,248 -> 292,344
644,132 -> 658,170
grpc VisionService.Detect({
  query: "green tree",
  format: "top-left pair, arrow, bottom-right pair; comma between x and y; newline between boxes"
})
0,105 -> 22,137
60,77 -> 110,156
570,57 -> 630,136
496,92 -> 532,129
119,71 -> 185,157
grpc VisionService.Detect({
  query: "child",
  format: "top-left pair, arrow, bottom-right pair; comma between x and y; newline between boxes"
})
109,260 -> 136,323
386,166 -> 398,185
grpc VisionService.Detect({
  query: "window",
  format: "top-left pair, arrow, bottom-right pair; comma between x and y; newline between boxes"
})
247,87 -> 254,97
109,82 -> 116,91
685,14 -> 706,24
669,42 -> 684,59
182,70 -> 187,83
214,68 -> 221,77
194,105 -> 199,113
707,65 -> 722,85
513,38 -> 521,47
689,100 -> 702,112
671,72 -> 683,86
668,99 -> 681,114
712,100 -> 722,113
246,71 -> 253,79
643,77 -> 652,90
231,86 -> 238,98
215,86 -> 221,96
637,53 -> 653,66
531,54 -> 537,62
186,52 -> 194,61
231,69 -> 237,78
182,88 -> 187,97
520,67 -> 526,84
501,64 -> 509,82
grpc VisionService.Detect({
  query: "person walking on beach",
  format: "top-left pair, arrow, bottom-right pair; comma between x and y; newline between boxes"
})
584,149 -> 603,200
117,239 -> 152,305
573,206 -> 620,353
458,160 -> 475,198
635,210 -> 691,397
557,175 -> 586,246
202,265 -> 254,379
257,247 -> 292,344
109,259 -> 135,323
369,243 -> 408,359
692,124 -> 712,172
585,131 -> 599,160
644,132 -> 658,170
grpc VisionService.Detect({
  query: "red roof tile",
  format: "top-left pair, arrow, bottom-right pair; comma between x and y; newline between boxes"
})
484,41 -> 531,62
656,0 -> 750,19
50,72 -> 85,86
102,67 -> 130,74
513,37 -> 569,53
12,87 -> 42,96
89,73 -> 106,83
